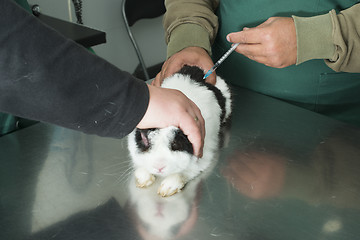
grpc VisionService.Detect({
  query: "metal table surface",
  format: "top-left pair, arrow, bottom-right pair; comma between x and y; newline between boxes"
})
1,86 -> 360,240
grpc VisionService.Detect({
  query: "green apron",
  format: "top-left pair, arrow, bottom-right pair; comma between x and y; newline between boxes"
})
0,0 -> 32,136
213,0 -> 360,127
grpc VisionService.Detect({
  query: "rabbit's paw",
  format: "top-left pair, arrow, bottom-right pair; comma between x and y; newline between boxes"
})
158,174 -> 185,197
135,168 -> 155,188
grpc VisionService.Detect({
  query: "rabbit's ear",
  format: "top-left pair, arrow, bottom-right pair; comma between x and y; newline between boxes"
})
140,131 -> 149,147
135,128 -> 156,152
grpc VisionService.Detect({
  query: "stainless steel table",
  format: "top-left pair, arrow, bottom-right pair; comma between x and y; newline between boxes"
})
1,86 -> 360,240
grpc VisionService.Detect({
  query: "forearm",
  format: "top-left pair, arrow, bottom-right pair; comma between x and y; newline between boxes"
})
0,0 -> 149,138
293,3 -> 360,72
164,0 -> 219,58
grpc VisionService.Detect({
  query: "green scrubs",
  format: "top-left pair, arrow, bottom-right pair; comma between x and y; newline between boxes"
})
0,0 -> 32,136
212,0 -> 360,127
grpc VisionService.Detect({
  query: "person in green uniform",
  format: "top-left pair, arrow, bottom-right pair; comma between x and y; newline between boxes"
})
153,0 -> 360,127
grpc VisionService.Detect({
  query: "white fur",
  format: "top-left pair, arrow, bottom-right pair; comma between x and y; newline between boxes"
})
128,72 -> 231,197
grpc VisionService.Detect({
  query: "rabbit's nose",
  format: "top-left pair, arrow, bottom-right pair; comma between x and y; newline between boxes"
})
157,166 -> 165,173
153,164 -> 166,174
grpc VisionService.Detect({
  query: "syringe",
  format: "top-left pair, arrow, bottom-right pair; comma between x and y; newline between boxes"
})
203,43 -> 240,79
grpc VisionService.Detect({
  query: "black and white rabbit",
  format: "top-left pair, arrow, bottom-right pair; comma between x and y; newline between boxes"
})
128,65 -> 232,197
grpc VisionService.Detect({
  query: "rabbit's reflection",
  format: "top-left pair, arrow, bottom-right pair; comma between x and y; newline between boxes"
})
125,154 -> 218,240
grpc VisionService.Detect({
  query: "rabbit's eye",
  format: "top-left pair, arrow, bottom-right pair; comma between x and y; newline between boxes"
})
170,130 -> 193,155
171,141 -> 182,151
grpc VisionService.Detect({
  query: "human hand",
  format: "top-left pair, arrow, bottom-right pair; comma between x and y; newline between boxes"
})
226,17 -> 297,68
137,84 -> 205,157
222,150 -> 286,199
152,47 -> 216,86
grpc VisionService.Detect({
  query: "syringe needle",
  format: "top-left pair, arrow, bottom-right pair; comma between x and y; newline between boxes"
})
203,43 -> 240,79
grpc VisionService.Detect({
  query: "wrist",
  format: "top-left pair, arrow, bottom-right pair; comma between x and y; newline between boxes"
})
292,12 -> 335,65
167,24 -> 212,58
136,84 -> 153,129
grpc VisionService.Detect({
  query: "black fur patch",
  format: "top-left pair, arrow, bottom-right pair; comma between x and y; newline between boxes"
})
176,65 -> 227,122
135,128 -> 156,152
170,129 -> 194,155
177,65 -> 205,80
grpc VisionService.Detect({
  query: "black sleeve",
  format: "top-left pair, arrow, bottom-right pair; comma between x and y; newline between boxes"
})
0,0 -> 149,138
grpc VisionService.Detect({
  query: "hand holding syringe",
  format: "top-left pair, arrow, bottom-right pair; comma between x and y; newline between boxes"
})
203,43 -> 240,79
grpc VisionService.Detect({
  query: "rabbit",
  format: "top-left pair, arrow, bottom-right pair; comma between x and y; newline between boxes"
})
128,65 -> 232,197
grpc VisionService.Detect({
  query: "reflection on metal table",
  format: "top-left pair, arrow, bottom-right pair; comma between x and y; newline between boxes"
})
1,86 -> 360,240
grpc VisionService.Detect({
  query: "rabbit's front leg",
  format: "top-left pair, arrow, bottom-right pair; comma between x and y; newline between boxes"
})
158,173 -> 185,197
135,167 -> 155,188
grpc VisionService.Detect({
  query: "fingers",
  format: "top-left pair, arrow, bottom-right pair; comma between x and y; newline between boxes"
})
161,57 -> 185,79
226,28 -> 269,65
153,55 -> 185,87
151,72 -> 162,87
179,106 -> 205,158
204,70 -> 216,85
235,43 -> 264,57
177,96 -> 205,157
230,40 -> 271,66
137,85 -> 205,158
190,100 -> 205,156
226,17 -> 297,68
227,27 -> 263,45
155,47 -> 216,87
172,96 -> 205,158
226,17 -> 276,45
